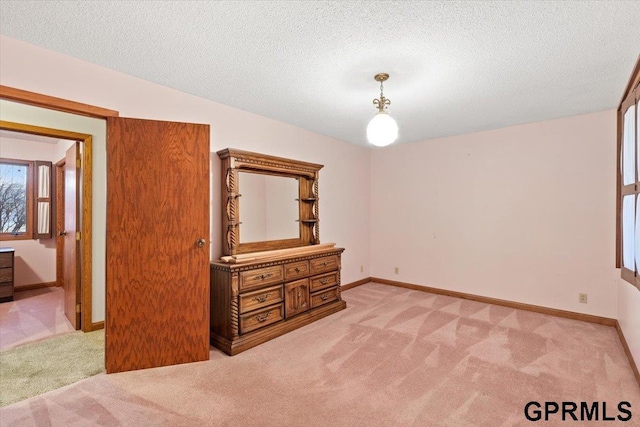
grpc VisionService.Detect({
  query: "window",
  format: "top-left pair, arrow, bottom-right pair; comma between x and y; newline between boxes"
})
0,158 -> 52,240
617,56 -> 640,289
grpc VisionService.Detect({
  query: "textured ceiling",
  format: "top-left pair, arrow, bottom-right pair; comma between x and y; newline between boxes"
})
1,1 -> 639,146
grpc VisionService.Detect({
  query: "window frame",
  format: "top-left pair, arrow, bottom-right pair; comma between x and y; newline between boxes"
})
0,157 -> 34,240
33,160 -> 53,239
617,55 -> 640,290
0,157 -> 54,241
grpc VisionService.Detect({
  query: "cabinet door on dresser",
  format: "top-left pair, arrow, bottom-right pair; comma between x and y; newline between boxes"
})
284,278 -> 310,318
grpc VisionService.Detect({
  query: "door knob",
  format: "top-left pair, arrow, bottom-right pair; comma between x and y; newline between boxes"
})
196,238 -> 206,248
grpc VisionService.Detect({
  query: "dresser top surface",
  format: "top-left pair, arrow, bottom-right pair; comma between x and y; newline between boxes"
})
0,248 -> 15,253
211,247 -> 344,272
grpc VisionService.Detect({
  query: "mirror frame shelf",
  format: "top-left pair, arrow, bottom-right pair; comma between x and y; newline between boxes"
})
217,148 -> 323,256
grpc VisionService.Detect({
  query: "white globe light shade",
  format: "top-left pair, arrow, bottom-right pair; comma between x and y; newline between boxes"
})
367,111 -> 398,147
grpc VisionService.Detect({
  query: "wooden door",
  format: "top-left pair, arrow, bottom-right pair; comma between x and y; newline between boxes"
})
55,160 -> 65,288
284,278 -> 309,318
63,143 -> 80,329
106,117 -> 210,374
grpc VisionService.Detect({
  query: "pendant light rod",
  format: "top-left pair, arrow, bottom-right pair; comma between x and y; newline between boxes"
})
372,73 -> 391,113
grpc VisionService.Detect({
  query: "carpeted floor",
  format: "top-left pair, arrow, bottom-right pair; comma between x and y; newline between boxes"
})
0,282 -> 637,426
0,329 -> 105,407
0,287 -> 75,350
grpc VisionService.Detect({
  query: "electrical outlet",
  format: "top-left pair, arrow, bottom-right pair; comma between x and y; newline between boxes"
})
394,267 -> 399,275
360,265 -> 363,273
579,293 -> 587,304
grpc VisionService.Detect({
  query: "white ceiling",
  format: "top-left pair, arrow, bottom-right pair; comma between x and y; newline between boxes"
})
1,1 -> 639,146
0,129 -> 66,145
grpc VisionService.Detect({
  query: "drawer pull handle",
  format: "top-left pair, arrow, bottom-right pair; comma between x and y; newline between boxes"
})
294,267 -> 301,273
322,262 -> 328,266
255,312 -> 271,323
254,293 -> 271,303
255,273 -> 273,281
320,293 -> 329,301
319,278 -> 328,285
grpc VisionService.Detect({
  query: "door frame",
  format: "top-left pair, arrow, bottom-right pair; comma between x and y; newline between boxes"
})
0,119 -> 95,332
0,85 -> 119,331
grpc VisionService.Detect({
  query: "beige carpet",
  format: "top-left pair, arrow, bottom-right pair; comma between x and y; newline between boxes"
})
0,329 -> 104,407
0,287 -> 75,351
0,282 -> 637,426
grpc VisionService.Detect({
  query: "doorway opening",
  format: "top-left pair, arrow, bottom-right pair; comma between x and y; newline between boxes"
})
0,120 -> 93,336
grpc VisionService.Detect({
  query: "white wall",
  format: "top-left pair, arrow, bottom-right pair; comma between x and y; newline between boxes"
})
0,136 -> 74,287
0,35 -> 372,303
371,110 -> 619,318
618,279 -> 640,373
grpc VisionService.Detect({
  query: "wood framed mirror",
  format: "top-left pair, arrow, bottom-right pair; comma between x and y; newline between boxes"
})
217,149 -> 322,256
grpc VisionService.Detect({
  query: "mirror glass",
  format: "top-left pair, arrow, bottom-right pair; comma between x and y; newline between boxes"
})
239,171 -> 299,243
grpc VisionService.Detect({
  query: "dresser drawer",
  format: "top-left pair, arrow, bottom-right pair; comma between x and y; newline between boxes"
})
310,255 -> 339,275
239,265 -> 284,291
309,272 -> 338,292
310,287 -> 339,309
239,284 -> 283,314
239,303 -> 284,334
0,253 -> 12,268
284,260 -> 309,281
0,283 -> 13,298
0,268 -> 12,284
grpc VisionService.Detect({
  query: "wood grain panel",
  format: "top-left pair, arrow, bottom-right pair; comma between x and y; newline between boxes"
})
80,137 -> 94,331
310,286 -> 339,308
217,149 -> 323,256
309,255 -> 338,275
106,117 -> 210,373
0,268 -> 12,283
210,267 -> 234,339
239,303 -> 284,334
0,253 -> 12,268
0,283 -> 13,298
210,299 -> 346,355
309,272 -> 337,292
64,143 -> 80,330
0,85 -> 119,118
239,284 -> 283,314
239,265 -> 283,291
55,160 -> 65,288
284,278 -> 309,318
210,248 -> 345,355
284,260 -> 309,280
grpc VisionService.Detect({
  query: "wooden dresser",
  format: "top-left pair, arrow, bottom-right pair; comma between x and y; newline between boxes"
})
0,248 -> 15,303
210,247 -> 345,355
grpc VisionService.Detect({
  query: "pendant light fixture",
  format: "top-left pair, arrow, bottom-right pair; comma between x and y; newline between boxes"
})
366,73 -> 398,147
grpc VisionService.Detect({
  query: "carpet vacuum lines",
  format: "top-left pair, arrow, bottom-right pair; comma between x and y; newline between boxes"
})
0,329 -> 105,406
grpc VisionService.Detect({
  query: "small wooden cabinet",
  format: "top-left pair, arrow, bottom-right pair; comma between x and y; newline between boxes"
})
0,248 -> 15,303
210,247 -> 345,355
